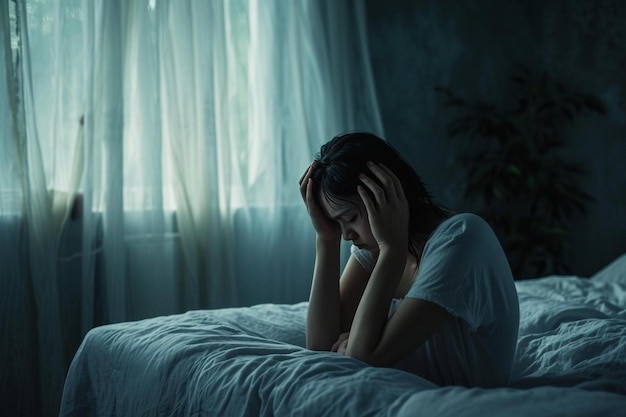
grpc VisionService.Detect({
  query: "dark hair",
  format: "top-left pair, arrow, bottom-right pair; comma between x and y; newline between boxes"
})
311,132 -> 446,259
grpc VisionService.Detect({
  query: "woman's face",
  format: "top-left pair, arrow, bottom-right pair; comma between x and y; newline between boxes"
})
320,194 -> 378,253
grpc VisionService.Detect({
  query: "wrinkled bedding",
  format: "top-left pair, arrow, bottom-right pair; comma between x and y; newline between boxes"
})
60,256 -> 626,416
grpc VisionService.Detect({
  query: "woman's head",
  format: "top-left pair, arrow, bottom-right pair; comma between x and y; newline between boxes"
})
311,132 -> 446,258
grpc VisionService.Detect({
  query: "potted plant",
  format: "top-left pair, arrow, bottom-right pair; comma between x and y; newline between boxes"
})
436,65 -> 606,278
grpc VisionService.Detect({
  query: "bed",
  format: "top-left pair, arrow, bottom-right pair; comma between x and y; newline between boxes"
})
60,254 -> 626,416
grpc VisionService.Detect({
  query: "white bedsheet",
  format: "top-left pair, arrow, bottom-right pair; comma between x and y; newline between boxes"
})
513,276 -> 626,392
60,260 -> 626,417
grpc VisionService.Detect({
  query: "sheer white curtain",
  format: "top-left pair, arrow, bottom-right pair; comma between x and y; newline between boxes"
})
0,0 -> 383,415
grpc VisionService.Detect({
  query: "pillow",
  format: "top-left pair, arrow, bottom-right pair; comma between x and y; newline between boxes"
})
591,253 -> 626,284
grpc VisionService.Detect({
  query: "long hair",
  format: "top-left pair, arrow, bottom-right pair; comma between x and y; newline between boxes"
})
311,132 -> 446,259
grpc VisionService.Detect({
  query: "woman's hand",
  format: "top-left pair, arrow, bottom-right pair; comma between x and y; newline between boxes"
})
357,162 -> 409,253
331,332 -> 350,355
299,161 -> 341,241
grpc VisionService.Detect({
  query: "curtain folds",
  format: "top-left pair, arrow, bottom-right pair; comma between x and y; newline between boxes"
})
0,0 -> 383,415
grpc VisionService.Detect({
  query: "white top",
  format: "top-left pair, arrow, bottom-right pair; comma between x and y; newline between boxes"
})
350,213 -> 519,387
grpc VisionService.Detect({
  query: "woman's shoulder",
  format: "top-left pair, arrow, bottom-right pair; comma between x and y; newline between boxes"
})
432,212 -> 492,240
421,212 -> 502,263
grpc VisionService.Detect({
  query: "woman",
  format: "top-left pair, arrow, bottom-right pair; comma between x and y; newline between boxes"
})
299,132 -> 519,387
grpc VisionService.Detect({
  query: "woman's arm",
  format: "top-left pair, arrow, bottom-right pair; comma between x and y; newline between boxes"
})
300,162 -> 367,350
345,248 -> 406,358
306,237 -> 341,350
343,162 -> 451,365
307,248 -> 371,350
338,247 -> 451,366
344,294 -> 451,366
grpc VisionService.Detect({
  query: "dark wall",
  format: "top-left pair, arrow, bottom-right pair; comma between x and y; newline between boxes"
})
365,0 -> 626,276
